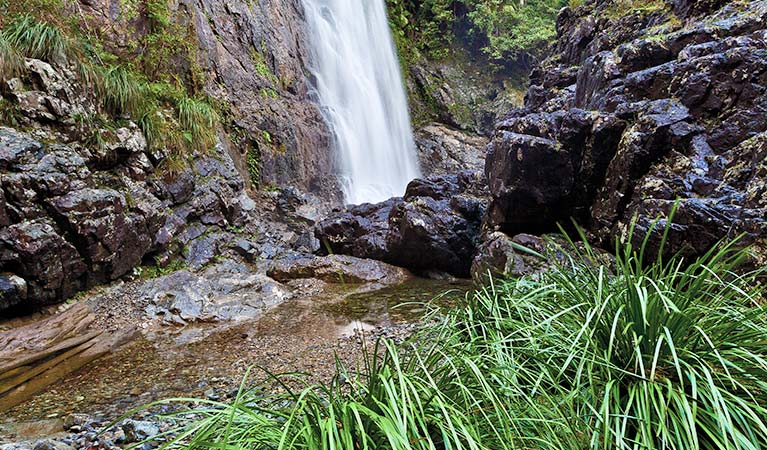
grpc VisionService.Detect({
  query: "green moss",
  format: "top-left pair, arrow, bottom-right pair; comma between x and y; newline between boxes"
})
250,47 -> 279,87
137,258 -> 186,279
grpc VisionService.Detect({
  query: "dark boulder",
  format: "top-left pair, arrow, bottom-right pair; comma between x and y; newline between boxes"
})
485,109 -> 625,235
483,0 -> 767,262
316,171 -> 488,277
0,273 -> 28,310
0,220 -> 87,304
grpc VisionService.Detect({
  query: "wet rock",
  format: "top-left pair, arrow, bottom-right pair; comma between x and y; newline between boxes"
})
0,220 -> 86,304
0,118 -> 252,312
50,188 -> 155,283
268,254 -> 411,284
183,233 -> 228,270
484,0 -> 767,260
121,420 -> 159,444
415,123 -> 488,176
231,238 -> 258,262
316,171 -> 488,277
143,260 -> 291,324
0,273 -> 27,310
31,441 -> 74,450
673,0 -> 729,17
485,109 -> 625,235
0,127 -> 44,171
471,232 -> 615,281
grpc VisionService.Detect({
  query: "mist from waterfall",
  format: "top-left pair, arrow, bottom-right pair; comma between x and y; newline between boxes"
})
302,0 -> 421,205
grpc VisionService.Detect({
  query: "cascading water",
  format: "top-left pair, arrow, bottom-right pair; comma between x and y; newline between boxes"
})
302,0 -> 421,205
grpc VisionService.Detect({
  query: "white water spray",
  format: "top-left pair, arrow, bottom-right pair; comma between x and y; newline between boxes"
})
302,0 -> 421,205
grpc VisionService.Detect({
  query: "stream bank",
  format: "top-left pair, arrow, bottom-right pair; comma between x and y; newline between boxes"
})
0,274 -> 469,446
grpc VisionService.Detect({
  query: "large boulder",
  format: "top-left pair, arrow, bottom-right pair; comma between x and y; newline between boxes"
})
484,0 -> 767,261
0,123 -> 254,311
315,171 -> 489,277
267,254 -> 412,285
0,273 -> 28,310
0,220 -> 87,304
415,123 -> 488,176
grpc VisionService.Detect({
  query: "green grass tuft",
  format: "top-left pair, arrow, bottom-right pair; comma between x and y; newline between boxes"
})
96,65 -> 148,116
176,96 -> 219,153
0,32 -> 24,78
1,14 -> 68,62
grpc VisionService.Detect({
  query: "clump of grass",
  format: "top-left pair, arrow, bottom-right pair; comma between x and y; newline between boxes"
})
132,340 -> 536,450
176,96 -> 219,153
459,224 -> 767,448
0,33 -> 24,78
96,65 -> 148,116
1,14 -> 68,62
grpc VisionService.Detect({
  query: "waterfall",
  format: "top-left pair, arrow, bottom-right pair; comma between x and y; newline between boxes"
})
302,0 -> 421,205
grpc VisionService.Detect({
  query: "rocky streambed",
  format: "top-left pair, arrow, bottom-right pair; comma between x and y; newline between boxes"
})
0,265 -> 469,447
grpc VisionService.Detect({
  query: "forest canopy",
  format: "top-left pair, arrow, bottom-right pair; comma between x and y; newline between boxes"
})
386,0 -> 567,62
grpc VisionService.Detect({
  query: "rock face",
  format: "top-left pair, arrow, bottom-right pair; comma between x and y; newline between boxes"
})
184,0 -> 335,195
484,0 -> 767,260
407,56 -> 524,135
0,55 -> 256,311
76,0 -> 334,196
415,123 -> 488,176
315,171 -> 488,277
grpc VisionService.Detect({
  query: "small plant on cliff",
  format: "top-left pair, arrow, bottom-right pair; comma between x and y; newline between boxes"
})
0,33 -> 23,78
606,0 -> 669,19
1,14 -> 68,62
96,65 -> 149,116
176,96 -> 219,153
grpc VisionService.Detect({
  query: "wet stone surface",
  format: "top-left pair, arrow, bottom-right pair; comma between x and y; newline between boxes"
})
0,277 -> 469,447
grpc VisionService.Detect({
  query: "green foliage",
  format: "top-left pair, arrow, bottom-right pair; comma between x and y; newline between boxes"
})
0,97 -> 21,126
463,0 -> 566,59
0,32 -> 23,78
0,0 -> 66,28
246,146 -> 261,187
176,96 -> 219,153
137,259 -> 186,279
386,0 -> 566,62
0,7 -> 222,163
1,14 -> 68,62
606,0 -> 669,18
96,65 -> 148,116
